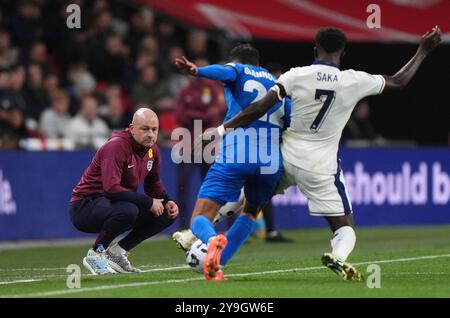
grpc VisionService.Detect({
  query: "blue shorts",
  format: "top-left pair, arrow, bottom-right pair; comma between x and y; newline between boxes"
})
197,161 -> 282,207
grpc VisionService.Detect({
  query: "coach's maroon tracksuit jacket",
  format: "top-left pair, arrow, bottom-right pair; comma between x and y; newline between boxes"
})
70,129 -> 169,208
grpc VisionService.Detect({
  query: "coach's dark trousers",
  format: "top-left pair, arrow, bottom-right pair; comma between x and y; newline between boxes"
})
69,196 -> 174,251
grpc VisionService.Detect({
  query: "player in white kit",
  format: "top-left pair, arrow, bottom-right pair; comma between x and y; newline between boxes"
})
203,27 -> 441,280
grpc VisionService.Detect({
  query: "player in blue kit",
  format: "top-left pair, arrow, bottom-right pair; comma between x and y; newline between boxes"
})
175,44 -> 290,280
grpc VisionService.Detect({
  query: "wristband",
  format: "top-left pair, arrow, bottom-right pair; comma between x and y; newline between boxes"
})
217,124 -> 226,137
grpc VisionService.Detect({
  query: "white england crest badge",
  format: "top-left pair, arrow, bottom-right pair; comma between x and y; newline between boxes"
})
147,160 -> 153,171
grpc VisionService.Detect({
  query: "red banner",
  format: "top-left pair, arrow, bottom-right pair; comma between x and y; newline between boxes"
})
138,0 -> 450,42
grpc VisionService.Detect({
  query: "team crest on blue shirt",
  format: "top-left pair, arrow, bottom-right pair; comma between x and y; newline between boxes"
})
147,160 -> 153,171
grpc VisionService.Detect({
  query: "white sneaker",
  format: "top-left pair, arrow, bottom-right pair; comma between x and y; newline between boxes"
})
105,243 -> 141,274
172,229 -> 197,251
83,245 -> 116,275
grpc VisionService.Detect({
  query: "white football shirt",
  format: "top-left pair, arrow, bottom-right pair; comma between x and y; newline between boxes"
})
277,61 -> 385,174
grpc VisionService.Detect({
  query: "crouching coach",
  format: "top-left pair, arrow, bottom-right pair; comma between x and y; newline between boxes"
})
69,108 -> 179,275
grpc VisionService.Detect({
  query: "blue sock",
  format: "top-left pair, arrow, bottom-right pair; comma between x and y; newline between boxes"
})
191,215 -> 216,244
221,215 -> 255,266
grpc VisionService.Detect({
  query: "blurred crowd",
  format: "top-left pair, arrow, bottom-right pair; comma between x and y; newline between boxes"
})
0,0 -> 226,150
0,0 -> 396,151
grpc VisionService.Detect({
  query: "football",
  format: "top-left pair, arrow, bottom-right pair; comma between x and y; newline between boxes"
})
186,239 -> 208,273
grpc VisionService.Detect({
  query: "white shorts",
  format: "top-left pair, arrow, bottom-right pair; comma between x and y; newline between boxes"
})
277,160 -> 353,216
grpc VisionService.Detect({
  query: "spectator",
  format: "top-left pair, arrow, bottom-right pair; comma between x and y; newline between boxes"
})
39,89 -> 71,138
9,65 -> 27,98
89,33 -> 129,82
100,95 -> 131,130
68,64 -> 97,99
6,65 -> 29,122
0,88 -> 30,147
139,36 -> 159,65
91,9 -> 114,41
102,83 -> 132,111
342,99 -> 384,145
65,95 -> 109,149
157,22 -> 177,56
127,8 -> 155,58
131,64 -> 173,113
160,45 -> 189,95
43,72 -> 60,97
185,29 -> 208,60
0,29 -> 19,68
9,0 -> 45,51
28,42 -> 50,73
0,96 -> 21,150
24,63 -> 48,120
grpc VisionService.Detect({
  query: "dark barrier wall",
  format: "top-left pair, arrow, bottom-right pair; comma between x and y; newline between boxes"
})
0,148 -> 449,241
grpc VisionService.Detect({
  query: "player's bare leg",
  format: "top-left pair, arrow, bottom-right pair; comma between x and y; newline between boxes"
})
322,214 -> 361,281
241,200 -> 259,221
191,198 -> 222,222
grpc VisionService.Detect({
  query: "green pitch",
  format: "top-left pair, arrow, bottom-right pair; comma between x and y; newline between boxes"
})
1,225 -> 450,298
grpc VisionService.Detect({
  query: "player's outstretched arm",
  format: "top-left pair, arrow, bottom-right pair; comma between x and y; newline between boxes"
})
382,26 -> 441,94
175,56 -> 198,75
222,84 -> 285,130
175,56 -> 237,82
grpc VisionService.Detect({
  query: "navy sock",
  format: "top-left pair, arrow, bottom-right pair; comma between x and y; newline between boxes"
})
221,215 -> 255,266
191,215 -> 216,244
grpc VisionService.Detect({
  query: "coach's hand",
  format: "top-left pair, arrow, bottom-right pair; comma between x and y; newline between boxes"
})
166,201 -> 179,219
418,25 -> 441,55
175,56 -> 198,75
150,198 -> 164,216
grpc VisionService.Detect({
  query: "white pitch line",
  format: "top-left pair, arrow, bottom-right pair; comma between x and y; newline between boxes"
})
0,265 -> 189,283
0,264 -> 187,272
353,254 -> 450,266
139,264 -> 186,269
140,265 -> 189,273
0,269 -> 188,287
0,274 -> 73,281
2,277 -> 204,298
393,272 -> 446,275
0,279 -> 43,285
0,267 -> 67,272
2,253 -> 450,298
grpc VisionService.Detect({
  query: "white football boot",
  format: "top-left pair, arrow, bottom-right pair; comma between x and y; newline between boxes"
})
105,243 -> 141,274
321,253 -> 362,281
172,229 -> 198,251
173,190 -> 244,251
83,245 -> 116,275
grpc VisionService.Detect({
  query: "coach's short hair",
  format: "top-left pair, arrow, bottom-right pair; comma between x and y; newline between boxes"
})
229,44 -> 260,66
315,28 -> 347,53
